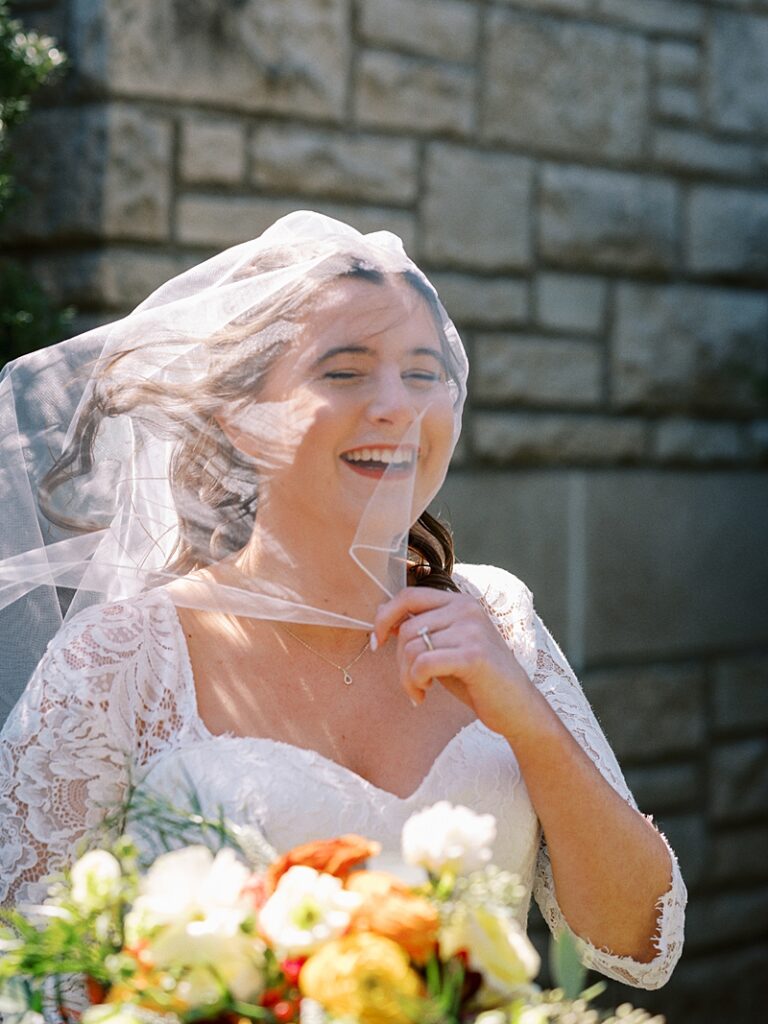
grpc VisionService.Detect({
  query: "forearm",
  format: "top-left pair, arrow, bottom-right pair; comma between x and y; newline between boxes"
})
502,689 -> 672,961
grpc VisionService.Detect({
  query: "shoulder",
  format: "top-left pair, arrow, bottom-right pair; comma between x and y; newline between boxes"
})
452,564 -> 538,674
452,563 -> 534,613
40,589 -> 180,699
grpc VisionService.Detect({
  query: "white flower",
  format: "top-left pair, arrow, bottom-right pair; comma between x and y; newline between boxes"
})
122,846 -> 266,1005
82,1007 -> 145,1024
149,912 -> 266,1003
402,801 -> 496,875
125,846 -> 250,939
258,865 -> 362,956
440,905 -> 540,998
70,850 -> 122,913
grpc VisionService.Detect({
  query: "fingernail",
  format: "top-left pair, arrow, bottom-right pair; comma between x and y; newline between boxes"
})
410,698 -> 418,708
369,632 -> 378,652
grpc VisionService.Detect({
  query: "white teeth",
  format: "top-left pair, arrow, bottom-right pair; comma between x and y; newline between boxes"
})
344,448 -> 416,464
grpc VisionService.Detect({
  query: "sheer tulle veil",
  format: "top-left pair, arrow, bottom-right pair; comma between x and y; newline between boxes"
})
0,211 -> 468,712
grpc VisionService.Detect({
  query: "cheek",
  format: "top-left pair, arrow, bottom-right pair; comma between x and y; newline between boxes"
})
422,398 -> 457,463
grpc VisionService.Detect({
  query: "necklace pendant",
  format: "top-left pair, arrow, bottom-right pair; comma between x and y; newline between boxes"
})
342,671 -> 353,686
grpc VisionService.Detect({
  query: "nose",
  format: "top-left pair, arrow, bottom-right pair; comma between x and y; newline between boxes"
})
365,370 -> 417,429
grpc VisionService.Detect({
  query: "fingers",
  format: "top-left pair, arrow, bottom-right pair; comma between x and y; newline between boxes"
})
372,586 -> 457,650
404,648 -> 469,705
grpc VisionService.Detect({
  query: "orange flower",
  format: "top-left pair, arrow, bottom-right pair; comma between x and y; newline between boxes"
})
346,872 -> 439,965
266,835 -> 381,894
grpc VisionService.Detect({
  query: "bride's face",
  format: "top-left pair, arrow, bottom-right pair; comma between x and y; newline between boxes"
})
224,274 -> 457,539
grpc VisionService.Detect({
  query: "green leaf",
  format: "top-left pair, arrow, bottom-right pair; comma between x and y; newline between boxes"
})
549,928 -> 587,1000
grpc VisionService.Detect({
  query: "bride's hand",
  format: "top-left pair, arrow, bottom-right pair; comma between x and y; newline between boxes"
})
372,587 -> 540,736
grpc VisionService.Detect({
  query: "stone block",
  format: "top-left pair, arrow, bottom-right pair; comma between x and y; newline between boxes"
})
540,166 -> 679,273
686,186 -> 768,278
428,274 -> 528,327
580,663 -> 705,761
473,335 -> 602,408
473,413 -> 646,466
483,11 -> 648,159
422,146 -> 532,270
709,825 -> 768,884
750,420 -> 768,461
655,814 -> 708,888
177,196 -> 417,252
250,127 -> 418,203
655,83 -> 701,122
653,944 -> 768,1024
712,739 -> 768,822
686,887 -> 768,950
495,0 -> 590,10
710,12 -> 768,133
713,655 -> 768,732
655,40 -> 700,85
180,119 -> 245,185
595,0 -> 704,35
355,51 -> 473,134
72,0 -> 349,119
624,763 -> 699,814
2,104 -> 171,243
534,274 -> 606,334
434,470 -> 570,637
581,472 -> 768,661
27,249 -> 184,311
652,127 -> 757,178
103,106 -> 172,239
652,419 -> 747,465
611,283 -> 768,414
358,0 -> 477,63
2,106 -> 107,241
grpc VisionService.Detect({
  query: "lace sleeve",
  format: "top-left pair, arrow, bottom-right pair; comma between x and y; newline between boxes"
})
0,609 -> 140,908
456,564 -> 687,991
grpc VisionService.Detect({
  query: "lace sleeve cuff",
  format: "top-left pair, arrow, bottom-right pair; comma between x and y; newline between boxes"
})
534,826 -> 687,990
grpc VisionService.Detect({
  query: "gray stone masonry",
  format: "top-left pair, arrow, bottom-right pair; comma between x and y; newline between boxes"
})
483,11 -> 648,158
473,335 -> 603,407
5,2 -> 768,1021
611,283 -> 768,414
422,146 -> 532,268
686,186 -> 768,278
540,166 -> 679,272
250,127 -> 418,203
581,663 -> 706,761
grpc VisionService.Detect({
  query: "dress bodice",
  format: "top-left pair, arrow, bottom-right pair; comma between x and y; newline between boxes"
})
0,564 -> 686,990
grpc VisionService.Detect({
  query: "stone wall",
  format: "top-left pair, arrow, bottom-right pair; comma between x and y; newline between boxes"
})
5,0 -> 768,1020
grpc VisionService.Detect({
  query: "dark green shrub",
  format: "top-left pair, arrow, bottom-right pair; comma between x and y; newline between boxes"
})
0,0 -> 71,368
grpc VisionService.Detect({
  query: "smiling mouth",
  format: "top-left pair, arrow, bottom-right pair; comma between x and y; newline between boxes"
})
340,446 -> 419,479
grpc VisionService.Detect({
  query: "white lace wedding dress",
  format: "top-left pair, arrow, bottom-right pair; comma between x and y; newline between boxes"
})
0,564 -> 686,990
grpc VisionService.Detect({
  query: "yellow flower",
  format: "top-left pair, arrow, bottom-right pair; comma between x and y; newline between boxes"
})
440,906 -> 540,998
300,933 -> 424,1024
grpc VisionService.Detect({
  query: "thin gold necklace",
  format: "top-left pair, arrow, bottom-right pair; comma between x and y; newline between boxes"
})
281,626 -> 370,686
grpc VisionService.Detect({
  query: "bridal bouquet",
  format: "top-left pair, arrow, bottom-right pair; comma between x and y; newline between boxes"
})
0,801 -> 661,1024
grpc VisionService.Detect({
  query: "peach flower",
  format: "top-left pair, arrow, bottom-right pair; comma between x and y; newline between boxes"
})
266,834 -> 381,894
346,872 -> 439,964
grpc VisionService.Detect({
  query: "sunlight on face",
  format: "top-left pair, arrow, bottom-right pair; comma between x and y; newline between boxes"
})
225,274 -> 458,536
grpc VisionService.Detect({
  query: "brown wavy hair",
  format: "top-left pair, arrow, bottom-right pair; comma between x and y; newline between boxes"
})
39,256 -> 460,593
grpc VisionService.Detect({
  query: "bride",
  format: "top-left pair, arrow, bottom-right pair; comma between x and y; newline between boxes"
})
0,212 -> 685,992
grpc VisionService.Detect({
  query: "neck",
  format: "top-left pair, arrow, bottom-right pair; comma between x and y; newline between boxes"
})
232,514 -> 399,631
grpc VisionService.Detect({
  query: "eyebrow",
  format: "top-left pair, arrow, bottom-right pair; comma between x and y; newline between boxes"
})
312,344 -> 448,369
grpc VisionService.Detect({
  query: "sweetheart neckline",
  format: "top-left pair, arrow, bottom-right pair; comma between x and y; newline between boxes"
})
157,587 -> 488,803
